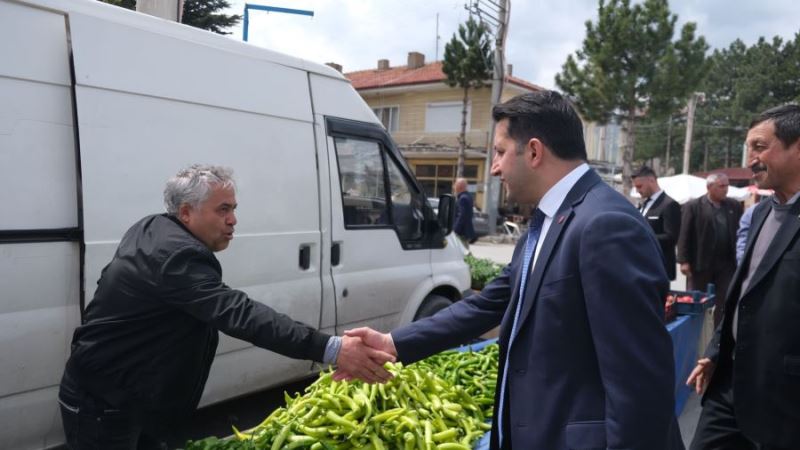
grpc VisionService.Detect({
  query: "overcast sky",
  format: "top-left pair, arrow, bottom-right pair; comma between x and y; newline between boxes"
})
223,0 -> 798,89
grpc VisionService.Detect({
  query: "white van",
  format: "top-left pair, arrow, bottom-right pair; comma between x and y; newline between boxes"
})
0,1 -> 471,448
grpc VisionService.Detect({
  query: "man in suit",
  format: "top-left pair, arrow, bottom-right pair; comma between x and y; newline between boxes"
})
453,177 -> 477,248
632,165 -> 682,280
687,104 -> 800,450
337,91 -> 682,450
677,173 -> 743,325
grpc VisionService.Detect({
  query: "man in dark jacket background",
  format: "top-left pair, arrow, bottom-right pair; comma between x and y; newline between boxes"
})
632,165 -> 682,280
58,165 -> 394,450
677,173 -> 743,325
453,177 -> 477,248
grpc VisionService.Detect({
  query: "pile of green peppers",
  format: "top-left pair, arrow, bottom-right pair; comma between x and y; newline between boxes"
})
182,343 -> 498,450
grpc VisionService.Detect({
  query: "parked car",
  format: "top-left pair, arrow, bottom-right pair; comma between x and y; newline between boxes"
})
428,197 -> 491,237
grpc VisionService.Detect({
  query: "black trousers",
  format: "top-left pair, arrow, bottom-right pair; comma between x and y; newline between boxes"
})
59,374 -> 166,450
690,367 -> 791,450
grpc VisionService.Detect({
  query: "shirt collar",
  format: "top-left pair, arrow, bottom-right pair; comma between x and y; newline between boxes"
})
537,163 -> 590,219
772,190 -> 800,206
650,190 -> 664,202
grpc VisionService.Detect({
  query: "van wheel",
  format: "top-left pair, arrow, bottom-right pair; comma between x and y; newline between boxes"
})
413,295 -> 452,321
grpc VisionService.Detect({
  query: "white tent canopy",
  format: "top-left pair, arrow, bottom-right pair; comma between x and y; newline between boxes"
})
629,173 -> 751,204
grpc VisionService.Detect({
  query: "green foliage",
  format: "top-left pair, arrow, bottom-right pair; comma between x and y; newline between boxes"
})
556,0 -> 707,190
465,254 -> 503,290
182,0 -> 241,35
98,0 -> 241,35
442,17 -> 493,178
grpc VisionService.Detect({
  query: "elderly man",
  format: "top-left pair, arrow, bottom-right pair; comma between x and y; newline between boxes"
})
453,177 -> 477,247
58,165 -> 394,450
687,104 -> 800,449
677,173 -> 743,325
632,166 -> 682,280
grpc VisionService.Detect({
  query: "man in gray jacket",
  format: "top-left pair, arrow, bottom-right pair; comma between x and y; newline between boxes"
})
58,165 -> 394,450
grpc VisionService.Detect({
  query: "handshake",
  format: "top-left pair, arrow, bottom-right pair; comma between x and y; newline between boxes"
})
334,327 -> 398,384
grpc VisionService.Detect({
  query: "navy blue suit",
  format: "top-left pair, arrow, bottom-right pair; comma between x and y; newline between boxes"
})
393,170 -> 682,450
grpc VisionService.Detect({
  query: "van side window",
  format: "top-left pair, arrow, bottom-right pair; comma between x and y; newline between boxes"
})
386,157 -> 424,241
334,137 -> 388,227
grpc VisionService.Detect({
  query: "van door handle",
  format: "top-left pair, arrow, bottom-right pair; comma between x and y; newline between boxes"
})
331,242 -> 341,266
299,245 -> 311,270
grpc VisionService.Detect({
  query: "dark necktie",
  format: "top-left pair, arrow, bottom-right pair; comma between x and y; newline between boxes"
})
639,197 -> 651,214
497,208 -> 546,446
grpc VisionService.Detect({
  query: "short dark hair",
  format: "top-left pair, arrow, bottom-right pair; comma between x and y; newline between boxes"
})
492,90 -> 587,161
631,166 -> 657,179
749,104 -> 800,148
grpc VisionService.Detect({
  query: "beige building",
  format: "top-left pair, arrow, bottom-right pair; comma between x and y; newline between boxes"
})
341,52 -> 542,208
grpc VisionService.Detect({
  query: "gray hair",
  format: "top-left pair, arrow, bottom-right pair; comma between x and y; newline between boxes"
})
163,164 -> 236,215
706,173 -> 728,186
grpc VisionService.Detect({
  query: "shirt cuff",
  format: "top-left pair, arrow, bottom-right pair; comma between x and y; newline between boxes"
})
323,335 -> 342,365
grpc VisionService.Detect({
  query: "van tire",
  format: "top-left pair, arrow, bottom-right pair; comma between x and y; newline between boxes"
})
413,295 -> 452,321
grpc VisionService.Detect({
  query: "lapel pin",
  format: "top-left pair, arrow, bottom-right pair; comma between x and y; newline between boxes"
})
557,215 -> 566,224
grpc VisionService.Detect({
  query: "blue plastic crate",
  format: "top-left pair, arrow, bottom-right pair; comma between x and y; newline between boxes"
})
671,283 -> 716,316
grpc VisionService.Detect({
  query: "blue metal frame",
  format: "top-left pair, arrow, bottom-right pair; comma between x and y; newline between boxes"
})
243,3 -> 314,42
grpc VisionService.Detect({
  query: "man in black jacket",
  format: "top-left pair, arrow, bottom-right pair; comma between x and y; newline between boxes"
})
677,173 -> 743,325
58,165 -> 394,450
632,166 -> 682,280
687,104 -> 800,449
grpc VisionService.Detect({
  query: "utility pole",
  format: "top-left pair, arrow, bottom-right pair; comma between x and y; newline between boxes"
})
468,0 -> 509,234
682,92 -> 704,174
435,13 -> 441,61
137,0 -> 184,22
664,115 -> 672,175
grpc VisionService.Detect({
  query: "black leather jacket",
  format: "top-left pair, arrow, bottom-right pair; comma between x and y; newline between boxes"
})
62,214 -> 329,429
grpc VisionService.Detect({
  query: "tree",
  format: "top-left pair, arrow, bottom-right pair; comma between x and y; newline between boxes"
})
442,18 -> 493,179
556,0 -> 707,193
98,0 -> 241,35
182,0 -> 241,35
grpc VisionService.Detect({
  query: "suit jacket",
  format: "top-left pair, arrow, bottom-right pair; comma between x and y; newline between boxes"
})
703,198 -> 800,448
644,192 -> 682,280
454,191 -> 477,241
393,170 -> 682,450
677,196 -> 743,272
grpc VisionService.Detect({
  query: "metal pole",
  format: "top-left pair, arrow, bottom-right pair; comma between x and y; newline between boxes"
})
483,0 -> 508,234
682,93 -> 698,174
243,6 -> 250,41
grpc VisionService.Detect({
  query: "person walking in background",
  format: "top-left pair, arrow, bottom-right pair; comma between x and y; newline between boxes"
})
677,173 -> 743,326
337,91 -> 682,450
632,165 -> 682,280
687,104 -> 800,450
453,177 -> 477,248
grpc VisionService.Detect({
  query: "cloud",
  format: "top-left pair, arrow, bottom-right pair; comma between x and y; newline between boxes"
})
223,0 -> 799,89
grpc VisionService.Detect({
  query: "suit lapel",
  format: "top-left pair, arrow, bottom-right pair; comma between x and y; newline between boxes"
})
648,193 -> 665,214
513,170 -> 600,338
741,200 -> 800,298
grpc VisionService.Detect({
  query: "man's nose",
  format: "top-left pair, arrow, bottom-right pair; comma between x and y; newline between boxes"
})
490,159 -> 501,176
227,212 -> 237,226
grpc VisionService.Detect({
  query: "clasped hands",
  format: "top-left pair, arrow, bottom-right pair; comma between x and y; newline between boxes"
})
333,327 -> 397,384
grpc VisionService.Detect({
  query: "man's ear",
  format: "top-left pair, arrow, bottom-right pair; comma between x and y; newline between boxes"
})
527,138 -> 546,168
178,203 -> 192,225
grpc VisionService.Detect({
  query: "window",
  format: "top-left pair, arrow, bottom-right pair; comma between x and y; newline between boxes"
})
333,136 -> 424,240
425,101 -> 470,133
372,106 -> 399,133
414,163 -> 480,197
335,137 -> 387,226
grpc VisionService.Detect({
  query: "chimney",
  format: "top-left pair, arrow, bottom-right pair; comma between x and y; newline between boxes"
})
377,59 -> 390,70
506,64 -> 513,76
407,51 -> 425,69
325,62 -> 343,73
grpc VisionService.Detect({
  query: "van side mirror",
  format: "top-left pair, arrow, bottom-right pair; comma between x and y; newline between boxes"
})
437,194 -> 455,235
